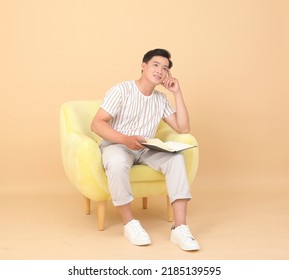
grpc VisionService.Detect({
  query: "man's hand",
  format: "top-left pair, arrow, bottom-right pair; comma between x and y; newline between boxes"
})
123,135 -> 146,150
161,70 -> 181,94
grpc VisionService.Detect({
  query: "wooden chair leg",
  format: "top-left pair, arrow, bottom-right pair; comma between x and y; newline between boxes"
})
167,195 -> 173,222
142,197 -> 148,209
97,201 -> 107,231
84,196 -> 90,215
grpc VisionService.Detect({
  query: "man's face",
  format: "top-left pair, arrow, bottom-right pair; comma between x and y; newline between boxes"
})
142,56 -> 170,85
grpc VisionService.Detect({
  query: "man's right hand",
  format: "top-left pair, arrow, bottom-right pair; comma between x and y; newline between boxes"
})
123,135 -> 146,150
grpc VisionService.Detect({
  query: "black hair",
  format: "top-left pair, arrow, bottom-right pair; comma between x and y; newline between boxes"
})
142,48 -> 173,69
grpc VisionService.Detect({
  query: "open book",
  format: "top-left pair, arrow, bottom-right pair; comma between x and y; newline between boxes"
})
142,138 -> 197,153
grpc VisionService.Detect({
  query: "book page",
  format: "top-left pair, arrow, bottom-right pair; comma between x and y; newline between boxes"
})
143,139 -> 195,153
165,141 -> 194,151
145,139 -> 171,150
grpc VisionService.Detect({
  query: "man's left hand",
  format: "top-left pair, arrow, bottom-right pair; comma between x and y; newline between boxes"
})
161,71 -> 181,94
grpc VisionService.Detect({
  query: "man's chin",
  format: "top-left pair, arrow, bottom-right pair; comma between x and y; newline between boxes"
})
154,79 -> 164,86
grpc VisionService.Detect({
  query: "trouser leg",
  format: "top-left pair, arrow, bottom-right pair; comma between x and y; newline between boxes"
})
139,150 -> 192,204
101,143 -> 135,206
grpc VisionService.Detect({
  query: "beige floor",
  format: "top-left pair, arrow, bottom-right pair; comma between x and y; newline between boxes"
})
1,177 -> 289,260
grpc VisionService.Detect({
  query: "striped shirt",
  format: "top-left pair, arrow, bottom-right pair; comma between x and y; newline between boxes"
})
100,80 -> 175,139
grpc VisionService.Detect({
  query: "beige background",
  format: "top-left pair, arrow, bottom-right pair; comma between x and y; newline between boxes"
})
1,0 -> 289,260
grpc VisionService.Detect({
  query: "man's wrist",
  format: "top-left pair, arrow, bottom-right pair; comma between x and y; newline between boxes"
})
119,134 -> 128,145
173,90 -> 183,96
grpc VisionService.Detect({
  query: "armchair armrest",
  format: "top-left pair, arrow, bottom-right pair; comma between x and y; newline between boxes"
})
156,125 -> 198,146
61,132 -> 109,200
164,132 -> 198,146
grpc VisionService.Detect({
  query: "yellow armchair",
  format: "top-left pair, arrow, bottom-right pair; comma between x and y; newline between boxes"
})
60,100 -> 199,230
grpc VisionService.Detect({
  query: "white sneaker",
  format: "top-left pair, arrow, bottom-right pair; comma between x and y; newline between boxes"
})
171,225 -> 200,251
124,219 -> 151,246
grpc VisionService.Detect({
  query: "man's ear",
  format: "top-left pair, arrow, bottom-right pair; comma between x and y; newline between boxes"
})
141,62 -> 147,72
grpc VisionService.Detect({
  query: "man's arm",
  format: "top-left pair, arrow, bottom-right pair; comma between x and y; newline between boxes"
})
162,71 -> 190,133
91,108 -> 145,150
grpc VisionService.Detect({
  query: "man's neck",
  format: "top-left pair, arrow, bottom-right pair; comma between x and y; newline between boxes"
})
135,78 -> 155,96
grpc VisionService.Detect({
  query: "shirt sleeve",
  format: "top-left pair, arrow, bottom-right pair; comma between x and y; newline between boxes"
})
162,94 -> 176,118
100,85 -> 122,117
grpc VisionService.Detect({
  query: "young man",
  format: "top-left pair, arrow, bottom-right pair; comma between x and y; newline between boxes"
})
91,49 -> 199,251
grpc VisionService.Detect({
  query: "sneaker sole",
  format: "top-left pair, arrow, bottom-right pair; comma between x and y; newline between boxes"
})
171,236 -> 200,251
124,232 -> 151,246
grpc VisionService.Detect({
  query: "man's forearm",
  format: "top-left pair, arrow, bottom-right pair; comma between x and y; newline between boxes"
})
91,119 -> 145,150
174,91 -> 190,133
91,119 -> 126,144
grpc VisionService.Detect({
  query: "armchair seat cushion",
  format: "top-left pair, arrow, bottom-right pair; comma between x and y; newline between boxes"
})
130,165 -> 164,182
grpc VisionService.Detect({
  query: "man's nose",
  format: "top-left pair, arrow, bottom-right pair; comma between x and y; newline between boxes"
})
156,67 -> 163,74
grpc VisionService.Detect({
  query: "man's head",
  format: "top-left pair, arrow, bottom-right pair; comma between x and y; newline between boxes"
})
140,49 -> 173,85
142,49 -> 173,69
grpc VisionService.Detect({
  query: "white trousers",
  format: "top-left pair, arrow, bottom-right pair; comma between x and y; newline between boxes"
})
100,141 -> 192,206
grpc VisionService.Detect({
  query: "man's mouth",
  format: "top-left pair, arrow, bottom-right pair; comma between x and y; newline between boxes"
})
153,75 -> 162,80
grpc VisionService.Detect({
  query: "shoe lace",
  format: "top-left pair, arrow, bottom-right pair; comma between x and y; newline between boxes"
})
131,220 -> 145,235
180,225 -> 195,240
